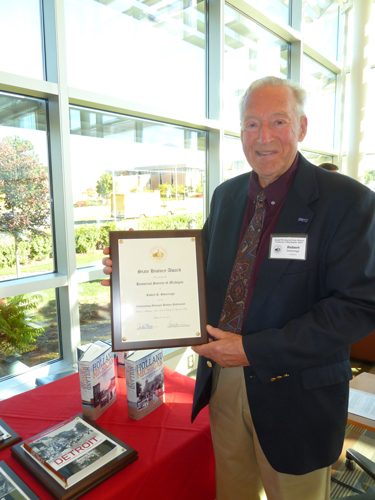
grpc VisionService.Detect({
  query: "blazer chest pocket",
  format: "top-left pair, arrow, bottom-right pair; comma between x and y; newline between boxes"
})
301,360 -> 352,390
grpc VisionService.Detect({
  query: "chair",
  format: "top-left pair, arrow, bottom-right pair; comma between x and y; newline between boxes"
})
331,448 -> 375,499
331,367 -> 375,500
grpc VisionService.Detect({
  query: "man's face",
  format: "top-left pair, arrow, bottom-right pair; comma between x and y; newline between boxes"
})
241,85 -> 307,187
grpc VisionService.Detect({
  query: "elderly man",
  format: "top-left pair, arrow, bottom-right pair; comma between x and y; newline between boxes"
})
102,77 -> 375,500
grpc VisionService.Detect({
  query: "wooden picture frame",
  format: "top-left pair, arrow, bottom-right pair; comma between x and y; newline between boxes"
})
11,414 -> 138,500
0,417 -> 22,451
110,230 -> 208,351
0,461 -> 41,500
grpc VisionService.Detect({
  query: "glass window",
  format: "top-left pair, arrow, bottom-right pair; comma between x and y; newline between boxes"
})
223,135 -> 249,181
341,154 -> 375,186
0,289 -> 60,379
302,55 -> 337,151
224,4 -> 289,132
364,155 -> 375,191
79,279 -> 111,345
302,0 -> 340,62
0,0 -> 44,79
70,106 -> 206,269
65,0 -> 206,118
249,0 -> 290,26
300,150 -> 334,166
0,93 -> 53,282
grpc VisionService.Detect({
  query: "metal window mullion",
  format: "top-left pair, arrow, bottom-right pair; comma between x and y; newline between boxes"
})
46,0 -> 81,367
206,0 -> 224,216
290,0 -> 303,83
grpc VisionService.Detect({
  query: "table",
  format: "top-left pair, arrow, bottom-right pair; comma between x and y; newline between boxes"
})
348,372 -> 375,432
0,367 -> 215,500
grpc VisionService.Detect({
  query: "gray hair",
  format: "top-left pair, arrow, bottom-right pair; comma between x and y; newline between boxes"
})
239,76 -> 307,128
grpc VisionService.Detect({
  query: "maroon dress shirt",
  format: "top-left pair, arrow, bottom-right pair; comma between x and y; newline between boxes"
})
239,153 -> 299,328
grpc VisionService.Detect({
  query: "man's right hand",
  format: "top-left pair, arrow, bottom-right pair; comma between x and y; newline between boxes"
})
101,246 -> 112,286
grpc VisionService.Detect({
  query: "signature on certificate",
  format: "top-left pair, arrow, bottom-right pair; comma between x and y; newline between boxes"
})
137,323 -> 153,330
168,321 -> 190,328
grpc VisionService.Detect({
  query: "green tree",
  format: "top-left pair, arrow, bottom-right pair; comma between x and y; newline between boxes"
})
195,180 -> 203,195
364,169 -> 375,185
0,295 -> 44,356
0,136 -> 51,277
96,172 -> 117,204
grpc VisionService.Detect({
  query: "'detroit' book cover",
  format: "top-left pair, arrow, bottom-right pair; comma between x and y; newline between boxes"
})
22,416 -> 119,488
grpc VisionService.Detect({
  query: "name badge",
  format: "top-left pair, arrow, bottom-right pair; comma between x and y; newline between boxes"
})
269,234 -> 308,260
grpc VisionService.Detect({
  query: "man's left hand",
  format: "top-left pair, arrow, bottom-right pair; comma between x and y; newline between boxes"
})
192,325 -> 250,368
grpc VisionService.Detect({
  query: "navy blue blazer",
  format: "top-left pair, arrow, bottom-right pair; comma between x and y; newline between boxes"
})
192,154 -> 375,475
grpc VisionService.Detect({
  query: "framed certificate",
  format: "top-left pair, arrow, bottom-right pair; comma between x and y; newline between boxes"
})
110,230 -> 208,351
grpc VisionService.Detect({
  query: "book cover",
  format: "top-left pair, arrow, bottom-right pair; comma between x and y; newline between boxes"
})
125,349 -> 164,420
78,341 -> 116,420
11,414 -> 138,500
22,416 -> 120,488
0,461 -> 40,500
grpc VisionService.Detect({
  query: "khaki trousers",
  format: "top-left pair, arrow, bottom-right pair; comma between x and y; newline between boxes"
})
209,366 -> 331,500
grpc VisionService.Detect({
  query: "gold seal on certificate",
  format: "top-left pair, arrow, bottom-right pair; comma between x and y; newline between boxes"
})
110,230 -> 208,351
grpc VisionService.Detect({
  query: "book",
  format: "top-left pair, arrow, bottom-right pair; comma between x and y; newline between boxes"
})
0,419 -> 22,451
78,341 -> 116,420
125,349 -> 164,420
12,414 -> 138,500
0,461 -> 40,500
22,416 -> 118,488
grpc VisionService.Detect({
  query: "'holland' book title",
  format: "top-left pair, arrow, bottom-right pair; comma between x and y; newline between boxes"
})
125,349 -> 164,420
78,341 -> 116,420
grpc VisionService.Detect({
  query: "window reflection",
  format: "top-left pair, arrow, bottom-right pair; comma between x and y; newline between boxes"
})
250,0 -> 290,26
302,0 -> 340,62
0,0 -> 44,79
224,5 -> 289,131
0,290 -> 60,379
223,135 -> 249,181
302,55 -> 337,151
301,150 -> 334,166
65,0 -> 206,117
0,93 -> 53,282
70,106 -> 206,269
78,279 -> 111,345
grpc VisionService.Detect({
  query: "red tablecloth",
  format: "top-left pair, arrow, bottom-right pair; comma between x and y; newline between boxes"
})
0,367 -> 215,500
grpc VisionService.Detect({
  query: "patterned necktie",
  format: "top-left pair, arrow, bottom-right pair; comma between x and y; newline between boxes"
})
218,190 -> 266,334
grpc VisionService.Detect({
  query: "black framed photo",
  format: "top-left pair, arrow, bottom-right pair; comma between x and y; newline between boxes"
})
110,229 -> 208,351
0,461 -> 41,499
0,418 -> 21,451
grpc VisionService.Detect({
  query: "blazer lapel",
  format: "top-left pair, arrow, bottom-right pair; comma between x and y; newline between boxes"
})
243,156 -> 319,327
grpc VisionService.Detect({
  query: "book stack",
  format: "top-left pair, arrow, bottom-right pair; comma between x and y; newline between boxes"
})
78,341 -> 116,420
125,349 -> 164,420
